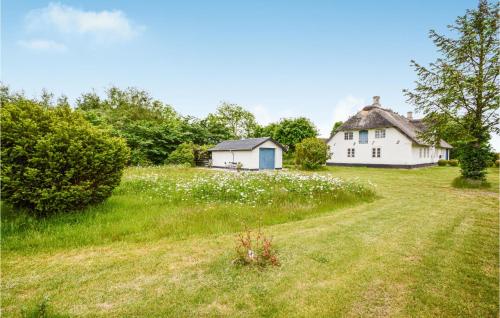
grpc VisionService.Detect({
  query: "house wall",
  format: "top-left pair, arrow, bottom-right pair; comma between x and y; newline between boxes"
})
211,140 -> 282,170
327,127 -> 414,166
410,145 -> 448,165
211,150 -> 254,168
327,127 -> 448,167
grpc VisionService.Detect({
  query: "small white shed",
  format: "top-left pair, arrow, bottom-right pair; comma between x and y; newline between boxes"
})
209,137 -> 283,170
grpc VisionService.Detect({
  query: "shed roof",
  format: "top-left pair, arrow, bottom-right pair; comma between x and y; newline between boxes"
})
331,98 -> 452,149
209,137 -> 284,151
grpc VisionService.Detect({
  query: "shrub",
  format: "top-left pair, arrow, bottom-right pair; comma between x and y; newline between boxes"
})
456,142 -> 491,180
1,100 -> 130,216
495,160 -> 499,168
233,228 -> 279,267
448,159 -> 459,166
166,142 -> 195,166
452,176 -> 491,189
437,159 -> 448,166
193,144 -> 212,166
295,137 -> 330,170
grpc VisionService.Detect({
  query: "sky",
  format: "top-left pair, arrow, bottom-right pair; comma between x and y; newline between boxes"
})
2,0 -> 498,149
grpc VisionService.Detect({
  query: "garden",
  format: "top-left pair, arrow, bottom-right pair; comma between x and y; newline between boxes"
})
2,165 -> 498,317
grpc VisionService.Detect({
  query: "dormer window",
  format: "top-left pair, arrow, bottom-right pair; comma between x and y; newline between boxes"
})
344,132 -> 353,140
375,129 -> 386,138
359,130 -> 368,144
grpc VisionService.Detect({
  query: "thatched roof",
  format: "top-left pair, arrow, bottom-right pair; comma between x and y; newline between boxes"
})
209,137 -> 284,151
334,98 -> 452,149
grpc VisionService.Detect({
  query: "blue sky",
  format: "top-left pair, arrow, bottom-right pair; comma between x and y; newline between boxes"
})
2,0 -> 497,149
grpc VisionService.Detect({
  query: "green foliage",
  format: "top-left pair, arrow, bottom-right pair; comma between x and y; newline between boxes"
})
274,117 -> 318,151
404,0 -> 499,180
330,121 -> 343,137
495,160 -> 499,168
206,102 -> 258,139
455,143 -> 490,179
295,138 -> 330,170
77,87 -> 185,165
166,142 -> 195,166
254,122 -> 280,139
1,98 -> 129,215
437,159 -> 449,166
76,90 -> 261,164
193,144 -> 212,166
120,120 -> 183,165
448,159 -> 459,167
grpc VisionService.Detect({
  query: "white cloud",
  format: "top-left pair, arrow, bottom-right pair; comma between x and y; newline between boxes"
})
18,39 -> 67,52
317,95 -> 365,137
332,95 -> 365,123
252,105 -> 273,125
251,104 -> 300,126
25,3 -> 144,42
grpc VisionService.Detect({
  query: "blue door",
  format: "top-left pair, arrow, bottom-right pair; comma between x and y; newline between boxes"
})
259,148 -> 275,170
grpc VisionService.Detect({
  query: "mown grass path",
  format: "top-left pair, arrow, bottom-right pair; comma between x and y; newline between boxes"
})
2,167 -> 498,317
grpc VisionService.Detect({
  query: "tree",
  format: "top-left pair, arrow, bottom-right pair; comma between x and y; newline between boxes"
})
207,102 -> 258,139
404,0 -> 499,181
295,138 -> 331,170
76,87 -> 184,165
254,122 -> 280,139
330,121 -> 343,137
166,142 -> 195,166
1,95 -> 129,215
274,117 -> 318,151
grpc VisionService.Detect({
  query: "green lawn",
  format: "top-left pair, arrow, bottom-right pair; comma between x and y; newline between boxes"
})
2,166 -> 498,317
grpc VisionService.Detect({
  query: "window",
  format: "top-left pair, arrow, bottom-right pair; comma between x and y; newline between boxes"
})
372,148 -> 381,158
344,132 -> 353,140
347,148 -> 355,158
419,148 -> 422,158
375,129 -> 386,138
359,130 -> 368,144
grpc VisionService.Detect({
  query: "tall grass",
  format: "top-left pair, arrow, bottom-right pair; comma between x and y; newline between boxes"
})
1,167 -> 375,253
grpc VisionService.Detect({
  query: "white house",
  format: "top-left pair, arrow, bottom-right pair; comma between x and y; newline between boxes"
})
209,137 -> 283,170
327,96 -> 452,168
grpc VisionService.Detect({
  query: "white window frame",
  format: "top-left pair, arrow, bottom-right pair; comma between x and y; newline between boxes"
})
344,132 -> 353,140
375,129 -> 386,138
372,148 -> 381,158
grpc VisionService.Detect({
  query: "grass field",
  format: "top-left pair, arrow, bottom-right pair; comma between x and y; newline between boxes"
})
2,166 -> 499,317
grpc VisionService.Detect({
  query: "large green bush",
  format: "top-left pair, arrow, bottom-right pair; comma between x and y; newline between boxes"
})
1,99 -> 130,215
166,142 -> 195,166
295,138 -> 330,170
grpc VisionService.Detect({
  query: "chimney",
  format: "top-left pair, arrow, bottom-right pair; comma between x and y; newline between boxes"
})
407,111 -> 413,120
372,96 -> 380,106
